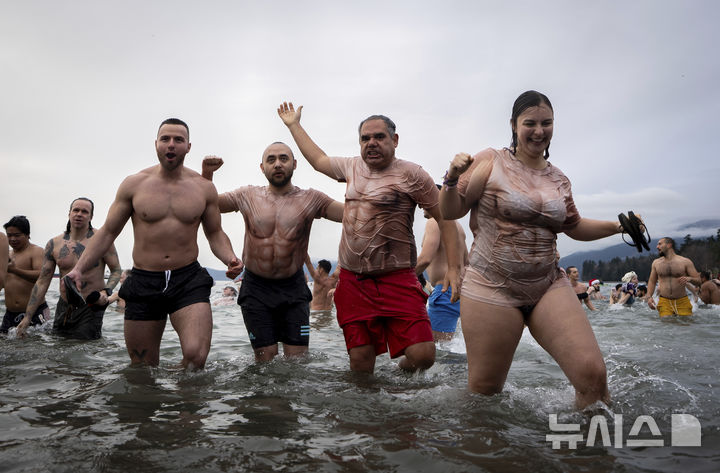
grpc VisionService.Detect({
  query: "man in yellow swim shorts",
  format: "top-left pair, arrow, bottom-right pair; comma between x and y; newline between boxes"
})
646,237 -> 701,317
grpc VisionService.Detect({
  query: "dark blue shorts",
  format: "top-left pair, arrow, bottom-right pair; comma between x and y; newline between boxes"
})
238,269 -> 312,349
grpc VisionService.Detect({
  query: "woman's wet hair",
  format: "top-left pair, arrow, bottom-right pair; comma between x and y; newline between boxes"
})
510,90 -> 553,159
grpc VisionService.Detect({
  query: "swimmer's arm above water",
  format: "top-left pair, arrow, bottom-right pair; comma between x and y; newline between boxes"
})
428,205 -> 461,302
201,156 -> 236,213
440,150 -> 493,220
17,239 -> 57,337
201,155 -> 223,181
278,102 -> 334,178
415,218 -> 440,277
564,219 -> 622,241
646,263 -> 659,310
201,183 -> 243,278
304,254 -> 317,281
325,201 -> 344,223
103,245 -> 123,293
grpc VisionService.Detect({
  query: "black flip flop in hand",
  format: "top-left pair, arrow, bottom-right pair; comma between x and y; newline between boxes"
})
618,211 -> 651,252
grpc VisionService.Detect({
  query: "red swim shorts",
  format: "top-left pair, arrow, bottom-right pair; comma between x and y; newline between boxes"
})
334,268 -> 432,358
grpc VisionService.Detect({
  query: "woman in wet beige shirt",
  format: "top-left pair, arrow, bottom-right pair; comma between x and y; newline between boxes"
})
441,90 -> 626,409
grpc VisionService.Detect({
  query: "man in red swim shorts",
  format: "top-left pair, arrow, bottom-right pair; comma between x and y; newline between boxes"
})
279,102 -> 461,373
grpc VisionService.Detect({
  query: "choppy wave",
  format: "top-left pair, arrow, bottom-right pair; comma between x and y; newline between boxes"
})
1,281 -> 719,472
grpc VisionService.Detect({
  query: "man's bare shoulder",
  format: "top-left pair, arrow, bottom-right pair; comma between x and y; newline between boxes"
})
185,167 -> 218,192
119,166 -> 158,189
678,255 -> 694,265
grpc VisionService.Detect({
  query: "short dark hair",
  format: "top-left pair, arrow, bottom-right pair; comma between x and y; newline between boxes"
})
358,115 -> 396,136
158,118 -> 189,138
224,286 -> 238,296
318,259 -> 332,273
662,237 -> 676,249
4,215 -> 30,235
701,270 -> 710,280
66,197 -> 95,233
566,266 -> 577,272
510,90 -> 553,159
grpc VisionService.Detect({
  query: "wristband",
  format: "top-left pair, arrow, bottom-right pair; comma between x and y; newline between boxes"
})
443,171 -> 458,188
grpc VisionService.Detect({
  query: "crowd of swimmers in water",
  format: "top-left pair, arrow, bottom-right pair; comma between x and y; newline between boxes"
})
3,90 -> 720,412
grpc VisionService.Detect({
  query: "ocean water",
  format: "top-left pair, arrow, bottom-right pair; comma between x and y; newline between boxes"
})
1,280 -> 719,473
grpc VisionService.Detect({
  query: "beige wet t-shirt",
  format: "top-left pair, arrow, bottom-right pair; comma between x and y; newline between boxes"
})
222,185 -> 333,278
458,148 -> 580,306
328,156 -> 439,275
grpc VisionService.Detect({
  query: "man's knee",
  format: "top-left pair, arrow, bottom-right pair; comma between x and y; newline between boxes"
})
349,345 -> 376,372
402,342 -> 436,371
254,344 -> 279,362
181,341 -> 210,369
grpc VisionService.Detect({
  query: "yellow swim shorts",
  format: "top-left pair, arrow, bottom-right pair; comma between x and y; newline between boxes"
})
657,295 -> 693,317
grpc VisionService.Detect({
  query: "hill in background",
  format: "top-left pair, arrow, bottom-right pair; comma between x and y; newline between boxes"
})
558,243 -> 652,275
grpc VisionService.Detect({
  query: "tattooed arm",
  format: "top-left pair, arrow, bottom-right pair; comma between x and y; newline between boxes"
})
103,243 -> 123,291
17,239 -> 57,338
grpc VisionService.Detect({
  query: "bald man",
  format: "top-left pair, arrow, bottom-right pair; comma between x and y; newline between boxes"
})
202,142 -> 343,362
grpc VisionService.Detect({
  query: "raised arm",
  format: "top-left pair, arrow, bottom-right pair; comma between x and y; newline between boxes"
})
415,218 -> 440,277
278,102 -> 334,178
201,156 -> 235,213
440,151 -> 493,221
201,155 -> 223,181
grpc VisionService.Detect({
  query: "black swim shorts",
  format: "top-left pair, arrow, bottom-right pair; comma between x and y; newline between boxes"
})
0,302 -> 49,333
238,269 -> 312,349
53,297 -> 107,340
119,261 -> 213,321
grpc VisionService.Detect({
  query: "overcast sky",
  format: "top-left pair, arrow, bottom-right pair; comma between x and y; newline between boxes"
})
2,1 -> 718,271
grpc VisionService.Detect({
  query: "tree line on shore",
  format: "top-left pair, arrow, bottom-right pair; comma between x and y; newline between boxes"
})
581,231 -> 720,282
